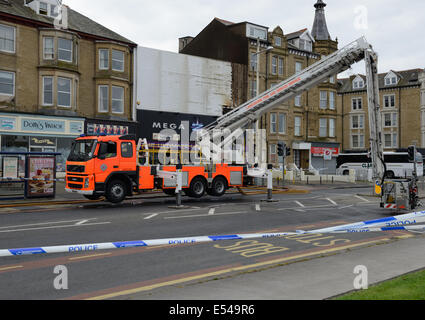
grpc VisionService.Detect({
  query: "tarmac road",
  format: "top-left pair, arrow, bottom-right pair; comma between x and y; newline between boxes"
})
0,186 -> 422,300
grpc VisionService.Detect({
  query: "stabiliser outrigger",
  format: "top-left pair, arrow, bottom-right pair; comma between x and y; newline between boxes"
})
65,36 -> 417,209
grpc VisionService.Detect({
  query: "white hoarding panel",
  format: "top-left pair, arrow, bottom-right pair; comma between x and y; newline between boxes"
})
136,46 -> 232,117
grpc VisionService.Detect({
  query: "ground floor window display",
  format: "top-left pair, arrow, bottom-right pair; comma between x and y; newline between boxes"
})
0,113 -> 84,173
0,135 -> 74,172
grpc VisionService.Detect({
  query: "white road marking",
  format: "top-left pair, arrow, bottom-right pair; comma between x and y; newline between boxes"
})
0,219 -> 96,230
295,201 -> 305,208
144,214 -> 159,220
255,204 -> 261,211
208,208 -> 216,215
0,222 -> 111,233
338,205 -> 354,210
75,220 -> 89,225
326,198 -> 338,206
355,195 -> 370,203
164,211 -> 245,220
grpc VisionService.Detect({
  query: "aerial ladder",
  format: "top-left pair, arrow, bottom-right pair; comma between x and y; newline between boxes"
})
197,36 -> 420,210
195,37 -> 375,173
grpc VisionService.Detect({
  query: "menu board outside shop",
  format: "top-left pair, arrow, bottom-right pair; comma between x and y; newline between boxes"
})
26,157 -> 56,198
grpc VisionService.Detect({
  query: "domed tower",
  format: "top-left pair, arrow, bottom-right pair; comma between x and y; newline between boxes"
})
311,0 -> 338,55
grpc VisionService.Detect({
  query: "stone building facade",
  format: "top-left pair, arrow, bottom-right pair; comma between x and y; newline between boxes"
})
338,69 -> 425,152
179,0 -> 341,173
0,0 -> 136,171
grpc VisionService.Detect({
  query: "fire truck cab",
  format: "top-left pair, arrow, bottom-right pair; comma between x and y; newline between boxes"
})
65,134 -> 245,203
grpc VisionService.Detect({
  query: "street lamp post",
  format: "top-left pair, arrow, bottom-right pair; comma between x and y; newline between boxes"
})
252,38 -> 273,169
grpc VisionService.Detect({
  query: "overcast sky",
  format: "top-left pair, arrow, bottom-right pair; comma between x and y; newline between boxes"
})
67,0 -> 424,77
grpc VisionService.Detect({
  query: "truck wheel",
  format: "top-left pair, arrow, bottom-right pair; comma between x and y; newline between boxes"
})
210,177 -> 227,197
188,177 -> 206,198
106,180 -> 127,204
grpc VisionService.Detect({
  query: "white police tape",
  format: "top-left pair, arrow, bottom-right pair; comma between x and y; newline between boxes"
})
1,212 -> 424,258
306,210 -> 425,234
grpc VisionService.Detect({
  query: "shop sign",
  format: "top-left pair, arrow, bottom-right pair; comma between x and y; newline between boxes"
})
0,117 -> 16,131
311,147 -> 339,157
87,123 -> 129,136
21,118 -> 65,133
30,137 -> 56,147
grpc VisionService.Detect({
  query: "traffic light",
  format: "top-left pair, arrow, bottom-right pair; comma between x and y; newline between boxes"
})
286,147 -> 291,157
408,146 -> 416,162
277,143 -> 285,157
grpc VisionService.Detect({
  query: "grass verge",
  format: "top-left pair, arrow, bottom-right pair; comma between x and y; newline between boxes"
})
335,268 -> 425,300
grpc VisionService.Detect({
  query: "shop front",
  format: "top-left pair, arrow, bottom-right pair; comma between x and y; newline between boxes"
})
310,142 -> 340,174
0,113 -> 85,173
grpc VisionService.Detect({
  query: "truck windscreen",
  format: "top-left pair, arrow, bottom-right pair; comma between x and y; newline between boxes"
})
68,140 -> 97,162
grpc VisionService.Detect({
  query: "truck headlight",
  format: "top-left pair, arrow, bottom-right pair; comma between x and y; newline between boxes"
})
84,178 -> 89,188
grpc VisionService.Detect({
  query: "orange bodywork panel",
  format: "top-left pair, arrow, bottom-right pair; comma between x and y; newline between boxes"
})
138,166 -> 155,190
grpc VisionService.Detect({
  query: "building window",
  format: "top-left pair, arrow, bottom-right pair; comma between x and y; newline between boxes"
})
329,92 -> 335,110
42,76 -> 53,106
0,23 -> 15,53
58,38 -> 73,62
385,75 -> 398,86
248,25 -> 267,41
320,91 -> 327,109
39,2 -> 48,15
352,98 -> 362,110
294,116 -> 302,137
353,77 -> 364,90
384,133 -> 398,148
295,95 -> 301,107
278,113 -> 286,134
383,113 -> 398,128
319,118 -> 327,137
329,76 -> 335,84
329,119 -> 336,138
384,94 -> 396,108
98,85 -> 109,113
250,53 -> 257,72
0,71 -> 14,96
57,77 -> 72,107
295,62 -> 302,74
352,134 -> 365,149
274,36 -> 282,47
112,50 -> 125,72
271,56 -> 277,75
43,37 -> 54,60
250,80 -> 257,98
269,144 -> 277,163
351,115 -> 364,129
270,113 -> 277,133
111,86 -> 124,114
99,49 -> 109,70
278,58 -> 284,76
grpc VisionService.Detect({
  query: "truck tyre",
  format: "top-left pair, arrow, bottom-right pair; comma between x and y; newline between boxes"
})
188,177 -> 206,198
106,179 -> 127,204
209,177 -> 228,197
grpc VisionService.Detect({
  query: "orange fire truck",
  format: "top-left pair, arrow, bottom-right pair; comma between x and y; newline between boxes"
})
66,37 -> 376,204
65,134 -> 245,203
